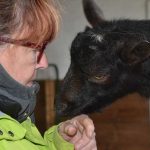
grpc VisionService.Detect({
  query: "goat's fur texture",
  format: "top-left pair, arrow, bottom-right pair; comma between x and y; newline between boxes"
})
56,0 -> 150,116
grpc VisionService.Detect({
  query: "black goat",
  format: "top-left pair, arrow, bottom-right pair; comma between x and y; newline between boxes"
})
56,0 -> 150,116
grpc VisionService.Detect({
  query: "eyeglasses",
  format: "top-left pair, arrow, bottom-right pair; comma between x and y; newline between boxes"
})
0,36 -> 48,63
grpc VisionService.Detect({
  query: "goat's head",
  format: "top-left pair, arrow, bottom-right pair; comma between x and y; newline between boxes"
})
56,0 -> 150,116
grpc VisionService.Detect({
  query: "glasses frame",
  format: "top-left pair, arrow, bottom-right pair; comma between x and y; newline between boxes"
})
0,36 -> 48,63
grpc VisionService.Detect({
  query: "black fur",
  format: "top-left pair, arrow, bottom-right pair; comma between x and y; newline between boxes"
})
56,0 -> 150,116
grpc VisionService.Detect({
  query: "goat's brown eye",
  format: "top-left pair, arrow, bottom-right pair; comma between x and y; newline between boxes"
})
95,75 -> 108,82
89,45 -> 98,50
88,75 -> 110,84
95,76 -> 106,80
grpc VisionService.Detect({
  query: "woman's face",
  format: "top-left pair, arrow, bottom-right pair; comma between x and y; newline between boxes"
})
0,44 -> 48,87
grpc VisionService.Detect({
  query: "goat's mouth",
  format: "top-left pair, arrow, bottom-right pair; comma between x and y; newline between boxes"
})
55,94 -> 122,117
56,100 -> 102,117
56,102 -> 81,117
56,100 -> 97,117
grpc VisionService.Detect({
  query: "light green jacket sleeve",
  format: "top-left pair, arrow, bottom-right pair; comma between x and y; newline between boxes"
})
44,125 -> 74,150
0,115 -> 74,150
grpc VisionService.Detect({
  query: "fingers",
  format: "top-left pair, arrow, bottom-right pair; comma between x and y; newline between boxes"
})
81,137 -> 97,150
81,116 -> 95,138
63,120 -> 84,144
72,114 -> 95,138
58,121 -> 78,141
64,123 -> 77,137
58,114 -> 97,150
74,133 -> 97,150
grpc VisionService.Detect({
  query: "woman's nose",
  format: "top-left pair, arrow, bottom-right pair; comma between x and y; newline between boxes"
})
36,52 -> 48,69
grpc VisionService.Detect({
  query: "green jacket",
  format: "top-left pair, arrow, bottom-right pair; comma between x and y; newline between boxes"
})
0,115 -> 74,150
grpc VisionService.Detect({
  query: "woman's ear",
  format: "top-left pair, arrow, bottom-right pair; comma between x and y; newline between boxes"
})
119,41 -> 150,65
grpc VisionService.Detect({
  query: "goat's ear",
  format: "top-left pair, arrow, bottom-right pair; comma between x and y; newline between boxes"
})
120,41 -> 150,65
84,26 -> 92,32
82,0 -> 105,27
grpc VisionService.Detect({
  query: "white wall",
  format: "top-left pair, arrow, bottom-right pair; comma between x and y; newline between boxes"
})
36,0 -> 148,80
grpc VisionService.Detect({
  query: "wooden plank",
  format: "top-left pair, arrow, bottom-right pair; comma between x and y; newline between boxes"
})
45,80 -> 56,128
35,80 -> 56,134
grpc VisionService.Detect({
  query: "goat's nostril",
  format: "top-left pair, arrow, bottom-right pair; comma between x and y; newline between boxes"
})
61,103 -> 68,111
56,102 -> 68,116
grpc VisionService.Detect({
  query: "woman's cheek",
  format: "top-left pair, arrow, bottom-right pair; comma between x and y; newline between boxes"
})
30,50 -> 37,64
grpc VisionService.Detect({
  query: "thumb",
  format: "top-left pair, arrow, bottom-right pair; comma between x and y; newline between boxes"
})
65,124 -> 77,137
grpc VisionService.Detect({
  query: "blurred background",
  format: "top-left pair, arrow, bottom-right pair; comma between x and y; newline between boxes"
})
35,0 -> 150,150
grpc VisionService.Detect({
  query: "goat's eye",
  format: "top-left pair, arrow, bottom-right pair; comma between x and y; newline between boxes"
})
88,45 -> 98,50
88,75 -> 110,84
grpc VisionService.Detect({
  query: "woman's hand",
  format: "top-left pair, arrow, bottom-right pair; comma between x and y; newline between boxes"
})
58,114 -> 97,150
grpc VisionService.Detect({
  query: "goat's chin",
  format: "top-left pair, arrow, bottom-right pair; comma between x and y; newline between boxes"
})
56,105 -> 82,117
56,102 -> 101,117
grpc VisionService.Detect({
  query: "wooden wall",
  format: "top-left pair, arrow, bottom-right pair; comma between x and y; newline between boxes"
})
35,80 -> 150,150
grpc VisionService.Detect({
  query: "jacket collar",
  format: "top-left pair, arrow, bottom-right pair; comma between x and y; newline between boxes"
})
0,64 -> 40,122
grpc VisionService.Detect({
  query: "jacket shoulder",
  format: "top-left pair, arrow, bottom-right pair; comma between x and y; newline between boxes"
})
0,115 -> 26,141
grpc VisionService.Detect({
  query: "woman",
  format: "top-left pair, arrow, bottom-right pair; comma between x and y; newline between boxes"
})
0,0 -> 97,150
